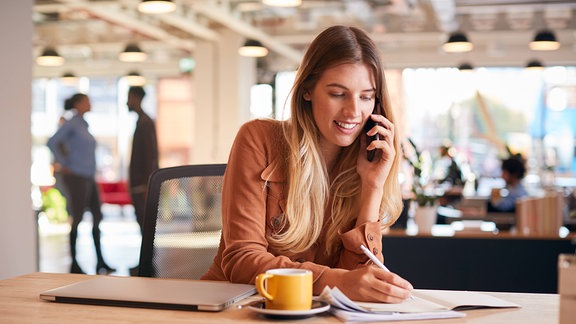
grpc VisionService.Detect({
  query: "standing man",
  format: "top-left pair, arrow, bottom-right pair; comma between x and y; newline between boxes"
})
127,86 -> 159,234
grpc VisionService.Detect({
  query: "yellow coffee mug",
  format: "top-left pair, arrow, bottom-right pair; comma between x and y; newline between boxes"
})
255,268 -> 313,311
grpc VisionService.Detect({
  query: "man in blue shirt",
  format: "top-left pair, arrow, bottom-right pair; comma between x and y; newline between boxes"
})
488,156 -> 528,212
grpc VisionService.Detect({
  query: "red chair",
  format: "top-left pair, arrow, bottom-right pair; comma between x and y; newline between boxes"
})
97,181 -> 132,214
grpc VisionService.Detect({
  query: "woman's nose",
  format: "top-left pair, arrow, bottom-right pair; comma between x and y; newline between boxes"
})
342,98 -> 362,117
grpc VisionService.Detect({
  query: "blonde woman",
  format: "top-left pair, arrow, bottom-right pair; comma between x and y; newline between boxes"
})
202,25 -> 412,303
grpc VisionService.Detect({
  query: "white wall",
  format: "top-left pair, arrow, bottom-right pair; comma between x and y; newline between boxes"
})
0,0 -> 36,279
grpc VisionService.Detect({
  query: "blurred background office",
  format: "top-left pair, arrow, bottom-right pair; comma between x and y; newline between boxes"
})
3,0 -> 576,279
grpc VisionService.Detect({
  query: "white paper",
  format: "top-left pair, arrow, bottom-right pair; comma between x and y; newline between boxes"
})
318,286 -> 519,322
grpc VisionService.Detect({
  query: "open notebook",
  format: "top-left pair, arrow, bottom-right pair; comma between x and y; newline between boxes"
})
40,276 -> 256,312
319,287 -> 520,322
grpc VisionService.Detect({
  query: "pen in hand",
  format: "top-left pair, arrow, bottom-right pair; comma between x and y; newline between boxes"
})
360,244 -> 414,300
360,244 -> 390,272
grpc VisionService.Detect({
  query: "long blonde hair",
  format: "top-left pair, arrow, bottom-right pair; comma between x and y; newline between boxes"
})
268,26 -> 402,255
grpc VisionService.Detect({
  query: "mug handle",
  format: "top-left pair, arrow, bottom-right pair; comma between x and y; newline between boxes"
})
255,273 -> 274,301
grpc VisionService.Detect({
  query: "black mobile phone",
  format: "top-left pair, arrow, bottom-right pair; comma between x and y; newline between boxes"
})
364,99 -> 382,162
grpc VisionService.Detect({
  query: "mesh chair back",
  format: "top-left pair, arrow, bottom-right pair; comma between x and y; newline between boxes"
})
138,164 -> 226,279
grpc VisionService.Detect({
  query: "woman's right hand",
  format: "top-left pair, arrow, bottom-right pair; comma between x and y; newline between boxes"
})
337,266 -> 413,303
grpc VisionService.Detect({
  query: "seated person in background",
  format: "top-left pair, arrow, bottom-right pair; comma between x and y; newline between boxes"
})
487,156 -> 528,213
201,25 -> 413,303
434,144 -> 464,223
433,144 -> 463,187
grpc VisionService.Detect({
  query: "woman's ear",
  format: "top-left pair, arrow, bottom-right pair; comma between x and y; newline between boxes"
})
303,91 -> 311,101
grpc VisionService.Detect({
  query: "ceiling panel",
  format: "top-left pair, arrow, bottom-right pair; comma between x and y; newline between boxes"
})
33,0 -> 576,78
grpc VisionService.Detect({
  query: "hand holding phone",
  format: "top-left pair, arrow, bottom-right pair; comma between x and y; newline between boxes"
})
364,118 -> 380,162
365,99 -> 383,162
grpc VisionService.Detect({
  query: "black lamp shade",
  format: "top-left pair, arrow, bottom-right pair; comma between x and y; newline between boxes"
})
458,63 -> 474,71
61,72 -> 76,78
525,59 -> 544,69
534,30 -> 557,42
41,48 -> 60,57
447,33 -> 469,44
123,44 -> 143,53
526,60 -> 544,69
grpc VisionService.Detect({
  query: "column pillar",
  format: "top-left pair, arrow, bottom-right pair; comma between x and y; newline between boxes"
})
192,29 -> 256,164
0,0 -> 36,279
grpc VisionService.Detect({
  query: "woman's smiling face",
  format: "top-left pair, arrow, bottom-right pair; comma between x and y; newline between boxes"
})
305,62 -> 376,152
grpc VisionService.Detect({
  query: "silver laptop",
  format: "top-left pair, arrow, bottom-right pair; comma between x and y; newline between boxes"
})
40,276 -> 256,311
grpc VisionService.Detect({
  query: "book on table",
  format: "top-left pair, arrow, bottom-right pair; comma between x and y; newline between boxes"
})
318,286 -> 521,322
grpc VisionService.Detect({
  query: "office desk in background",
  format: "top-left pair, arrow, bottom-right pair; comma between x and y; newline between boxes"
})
0,272 -> 559,323
382,228 -> 576,293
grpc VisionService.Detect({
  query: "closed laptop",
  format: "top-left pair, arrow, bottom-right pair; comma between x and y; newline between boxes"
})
40,276 -> 256,311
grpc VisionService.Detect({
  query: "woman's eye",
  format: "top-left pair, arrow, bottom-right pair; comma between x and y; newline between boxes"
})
330,93 -> 344,98
360,96 -> 373,101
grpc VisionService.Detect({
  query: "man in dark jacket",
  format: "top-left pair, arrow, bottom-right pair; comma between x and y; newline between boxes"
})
127,86 -> 159,233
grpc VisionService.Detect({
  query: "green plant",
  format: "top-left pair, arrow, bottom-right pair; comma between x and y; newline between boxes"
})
41,187 -> 68,223
402,138 -> 438,207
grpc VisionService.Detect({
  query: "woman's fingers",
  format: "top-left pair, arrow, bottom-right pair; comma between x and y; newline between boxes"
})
366,115 -> 394,151
340,266 -> 413,303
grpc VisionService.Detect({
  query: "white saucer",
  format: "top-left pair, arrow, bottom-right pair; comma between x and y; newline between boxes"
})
248,301 -> 330,319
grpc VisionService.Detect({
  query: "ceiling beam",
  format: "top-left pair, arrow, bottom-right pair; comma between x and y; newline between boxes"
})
51,0 -> 195,53
157,13 -> 220,42
192,2 -> 304,64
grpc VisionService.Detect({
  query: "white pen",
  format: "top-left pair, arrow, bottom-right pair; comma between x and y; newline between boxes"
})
360,244 -> 390,272
360,244 -> 414,300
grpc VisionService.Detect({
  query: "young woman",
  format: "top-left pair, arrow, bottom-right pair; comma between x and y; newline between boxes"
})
202,25 -> 412,303
47,93 -> 115,275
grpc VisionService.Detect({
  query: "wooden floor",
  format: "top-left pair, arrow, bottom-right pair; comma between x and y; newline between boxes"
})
38,204 -> 141,276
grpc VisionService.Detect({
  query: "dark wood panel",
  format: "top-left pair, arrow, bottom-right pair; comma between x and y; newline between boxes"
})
381,234 -> 576,293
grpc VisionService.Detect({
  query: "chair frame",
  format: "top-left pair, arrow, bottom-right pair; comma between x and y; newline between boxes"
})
138,164 -> 226,277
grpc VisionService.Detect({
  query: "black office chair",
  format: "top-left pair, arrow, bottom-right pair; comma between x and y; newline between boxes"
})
138,164 -> 226,279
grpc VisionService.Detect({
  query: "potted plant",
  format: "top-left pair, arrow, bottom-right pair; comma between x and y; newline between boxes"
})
402,138 -> 438,233
403,138 -> 438,207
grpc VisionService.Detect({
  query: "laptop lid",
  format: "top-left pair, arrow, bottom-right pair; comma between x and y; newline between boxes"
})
40,276 -> 256,312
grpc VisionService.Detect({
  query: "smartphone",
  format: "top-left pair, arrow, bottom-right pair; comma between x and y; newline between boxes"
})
364,99 -> 383,162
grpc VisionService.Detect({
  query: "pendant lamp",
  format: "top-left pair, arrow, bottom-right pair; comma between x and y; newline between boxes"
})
124,71 -> 147,86
525,59 -> 544,70
262,0 -> 302,7
60,72 -> 78,83
36,47 -> 64,66
238,39 -> 269,57
442,32 -> 473,53
529,30 -> 560,51
138,0 -> 176,14
119,43 -> 147,62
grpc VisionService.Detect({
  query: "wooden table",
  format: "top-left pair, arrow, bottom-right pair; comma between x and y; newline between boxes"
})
0,272 -> 558,323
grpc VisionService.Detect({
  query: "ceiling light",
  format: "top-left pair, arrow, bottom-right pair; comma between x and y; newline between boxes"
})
119,43 -> 147,62
525,59 -> 545,70
262,0 -> 302,7
458,63 -> 474,71
529,30 -> 560,51
124,71 -> 147,86
60,72 -> 78,84
442,32 -> 473,53
238,39 -> 269,57
36,47 -> 64,66
137,0 -> 176,14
